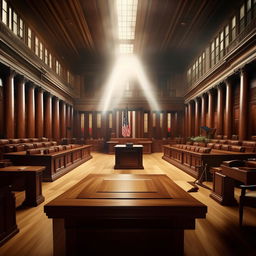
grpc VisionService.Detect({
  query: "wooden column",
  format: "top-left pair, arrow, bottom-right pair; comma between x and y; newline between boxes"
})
26,83 -> 35,138
194,98 -> 200,136
163,111 -> 167,138
174,112 -> 178,137
16,75 -> 26,138
188,101 -> 192,137
217,84 -> 224,135
70,106 -> 73,138
4,69 -> 15,138
185,105 -> 188,138
239,68 -> 248,140
52,97 -> 60,140
35,88 -> 44,138
66,105 -> 70,138
225,80 -> 232,139
60,101 -> 66,138
73,110 -> 78,138
44,92 -> 52,139
201,94 -> 206,127
208,90 -> 214,128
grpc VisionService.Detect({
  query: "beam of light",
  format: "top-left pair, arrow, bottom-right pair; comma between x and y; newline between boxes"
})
101,55 -> 160,112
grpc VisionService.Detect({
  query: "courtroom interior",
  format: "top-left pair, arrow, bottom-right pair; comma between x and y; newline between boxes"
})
0,0 -> 256,255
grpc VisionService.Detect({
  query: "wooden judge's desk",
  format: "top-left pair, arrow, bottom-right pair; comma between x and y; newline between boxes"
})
44,174 -> 207,256
114,144 -> 143,169
107,138 -> 152,154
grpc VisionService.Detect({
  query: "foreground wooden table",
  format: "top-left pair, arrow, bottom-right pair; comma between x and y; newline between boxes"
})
0,166 -> 45,206
44,174 -> 207,256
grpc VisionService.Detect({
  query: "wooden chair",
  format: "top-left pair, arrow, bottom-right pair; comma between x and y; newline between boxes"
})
239,185 -> 256,226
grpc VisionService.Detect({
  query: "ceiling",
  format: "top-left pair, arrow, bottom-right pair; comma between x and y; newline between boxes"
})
10,0 -> 243,74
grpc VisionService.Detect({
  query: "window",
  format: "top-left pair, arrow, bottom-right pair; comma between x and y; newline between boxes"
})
80,113 -> 85,136
97,113 -> 101,128
44,48 -> 48,65
144,113 -> 148,133
198,56 -> 202,77
49,54 -> 52,68
253,0 -> 256,18
211,41 -> 215,67
195,60 -> 198,80
116,0 -> 138,40
2,0 -> 7,25
192,64 -> 195,81
187,68 -> 191,84
39,42 -> 43,60
18,18 -> 23,38
231,16 -> 236,41
202,52 -> 206,74
35,36 -> 39,56
27,27 -> 32,49
89,113 -> 93,137
215,37 -> 219,62
109,112 -> 112,129
12,11 -> 17,35
247,0 -> 252,24
152,112 -> 156,127
167,113 -> 171,134
225,25 -> 229,49
160,112 -> 163,129
56,60 -> 61,75
239,5 -> 245,32
220,31 -> 224,58
8,6 -> 12,29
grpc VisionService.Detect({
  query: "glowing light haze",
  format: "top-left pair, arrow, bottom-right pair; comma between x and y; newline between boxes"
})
102,55 -> 160,112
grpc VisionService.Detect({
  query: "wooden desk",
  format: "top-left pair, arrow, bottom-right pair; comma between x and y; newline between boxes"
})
44,174 -> 207,256
210,165 -> 256,205
114,145 -> 143,169
107,138 -> 152,154
163,145 -> 256,179
0,182 -> 18,246
0,166 -> 45,206
4,145 -> 92,182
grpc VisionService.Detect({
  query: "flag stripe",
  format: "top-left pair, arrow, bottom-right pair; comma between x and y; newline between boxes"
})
122,108 -> 131,137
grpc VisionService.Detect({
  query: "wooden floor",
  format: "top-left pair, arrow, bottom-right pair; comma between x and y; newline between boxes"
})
0,153 -> 256,256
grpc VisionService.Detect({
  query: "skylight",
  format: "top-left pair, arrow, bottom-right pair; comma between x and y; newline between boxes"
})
116,0 -> 138,40
119,43 -> 134,54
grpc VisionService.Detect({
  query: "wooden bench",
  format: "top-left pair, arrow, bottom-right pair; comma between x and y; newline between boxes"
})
4,145 -> 92,182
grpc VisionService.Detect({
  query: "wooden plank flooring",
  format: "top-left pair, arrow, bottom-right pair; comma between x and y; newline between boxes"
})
0,153 -> 256,256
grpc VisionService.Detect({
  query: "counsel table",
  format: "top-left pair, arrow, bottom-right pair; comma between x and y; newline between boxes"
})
44,174 -> 207,256
0,166 -> 45,206
114,144 -> 143,169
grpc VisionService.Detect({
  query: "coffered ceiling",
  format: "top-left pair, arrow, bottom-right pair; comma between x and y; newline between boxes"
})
9,0 -> 243,74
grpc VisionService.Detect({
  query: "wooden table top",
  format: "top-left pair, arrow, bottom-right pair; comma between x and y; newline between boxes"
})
0,166 -> 46,172
164,145 -> 256,156
45,174 -> 207,219
114,144 -> 143,148
4,144 -> 91,157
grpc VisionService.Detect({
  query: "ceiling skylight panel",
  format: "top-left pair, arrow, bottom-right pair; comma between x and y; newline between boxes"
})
119,44 -> 134,54
116,0 -> 138,40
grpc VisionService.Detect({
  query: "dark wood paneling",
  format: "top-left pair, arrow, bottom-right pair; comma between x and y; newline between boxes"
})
0,86 -> 4,138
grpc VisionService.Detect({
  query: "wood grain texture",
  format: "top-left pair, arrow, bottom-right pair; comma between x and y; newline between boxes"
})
0,153 -> 256,256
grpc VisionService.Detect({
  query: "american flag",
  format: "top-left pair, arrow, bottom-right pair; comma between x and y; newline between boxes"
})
122,108 -> 131,137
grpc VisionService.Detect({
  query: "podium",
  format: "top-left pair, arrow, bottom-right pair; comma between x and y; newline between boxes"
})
114,144 -> 143,169
44,174 -> 207,256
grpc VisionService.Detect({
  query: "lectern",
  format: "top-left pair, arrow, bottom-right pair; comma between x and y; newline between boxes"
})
114,144 -> 143,169
44,174 -> 207,256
